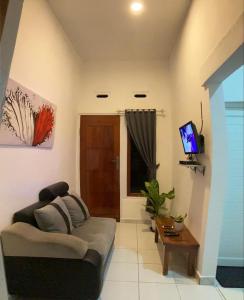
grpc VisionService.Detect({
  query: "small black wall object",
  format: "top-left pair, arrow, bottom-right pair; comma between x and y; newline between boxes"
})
134,93 -> 147,98
96,94 -> 109,99
198,134 -> 205,153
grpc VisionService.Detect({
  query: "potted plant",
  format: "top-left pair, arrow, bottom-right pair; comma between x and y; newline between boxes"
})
141,179 -> 175,231
171,213 -> 187,231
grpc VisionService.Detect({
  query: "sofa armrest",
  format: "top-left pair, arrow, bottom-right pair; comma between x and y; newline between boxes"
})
1,222 -> 88,259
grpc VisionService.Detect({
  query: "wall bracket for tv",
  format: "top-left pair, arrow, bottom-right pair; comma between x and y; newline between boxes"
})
179,161 -> 206,176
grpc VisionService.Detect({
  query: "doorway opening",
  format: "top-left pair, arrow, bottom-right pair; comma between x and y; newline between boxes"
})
215,65 -> 244,288
207,47 -> 244,288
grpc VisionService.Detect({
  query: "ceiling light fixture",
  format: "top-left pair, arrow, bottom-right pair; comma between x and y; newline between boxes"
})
130,2 -> 144,14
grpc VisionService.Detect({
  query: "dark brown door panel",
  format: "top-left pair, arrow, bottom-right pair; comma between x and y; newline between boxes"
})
80,116 -> 120,220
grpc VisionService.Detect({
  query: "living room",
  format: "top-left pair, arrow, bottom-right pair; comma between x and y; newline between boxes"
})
0,0 -> 243,299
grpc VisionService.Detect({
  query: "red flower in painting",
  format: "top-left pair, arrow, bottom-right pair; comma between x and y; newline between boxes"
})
32,105 -> 55,146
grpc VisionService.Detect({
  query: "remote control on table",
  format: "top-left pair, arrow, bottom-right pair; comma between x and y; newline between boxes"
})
164,232 -> 180,237
164,229 -> 176,233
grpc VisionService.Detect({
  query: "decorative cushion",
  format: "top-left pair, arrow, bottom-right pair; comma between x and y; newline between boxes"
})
62,193 -> 90,228
34,197 -> 73,234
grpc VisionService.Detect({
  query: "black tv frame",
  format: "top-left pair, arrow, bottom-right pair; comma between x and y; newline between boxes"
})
179,121 -> 204,155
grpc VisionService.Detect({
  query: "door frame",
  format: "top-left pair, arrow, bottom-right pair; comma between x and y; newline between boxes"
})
200,43 -> 244,283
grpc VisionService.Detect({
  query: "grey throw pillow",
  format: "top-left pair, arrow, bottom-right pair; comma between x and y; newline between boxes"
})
62,193 -> 90,228
34,197 -> 73,234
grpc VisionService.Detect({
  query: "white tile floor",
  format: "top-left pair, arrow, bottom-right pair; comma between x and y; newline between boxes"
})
8,222 -> 244,300
99,222 -> 244,300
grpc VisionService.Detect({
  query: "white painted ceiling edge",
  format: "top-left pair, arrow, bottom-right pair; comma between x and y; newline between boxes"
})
48,0 -> 191,61
200,12 -> 244,86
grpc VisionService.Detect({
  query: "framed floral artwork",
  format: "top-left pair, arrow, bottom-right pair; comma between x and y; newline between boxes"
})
0,79 -> 56,148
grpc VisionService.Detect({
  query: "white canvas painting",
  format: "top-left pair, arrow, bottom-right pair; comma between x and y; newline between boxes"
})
0,79 -> 56,148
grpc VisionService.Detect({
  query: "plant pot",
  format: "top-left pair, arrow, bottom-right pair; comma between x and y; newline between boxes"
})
174,221 -> 184,232
151,218 -> 156,232
159,207 -> 168,217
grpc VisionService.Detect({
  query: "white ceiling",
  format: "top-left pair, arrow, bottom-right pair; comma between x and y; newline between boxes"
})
48,0 -> 191,61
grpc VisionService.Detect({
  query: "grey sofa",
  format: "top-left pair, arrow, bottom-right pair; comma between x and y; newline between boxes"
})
1,182 -> 116,300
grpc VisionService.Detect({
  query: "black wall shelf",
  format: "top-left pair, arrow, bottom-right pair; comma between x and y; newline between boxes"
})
179,162 -> 205,175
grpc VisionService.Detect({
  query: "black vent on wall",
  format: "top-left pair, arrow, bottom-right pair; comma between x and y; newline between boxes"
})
134,94 -> 147,98
133,92 -> 148,99
96,94 -> 109,99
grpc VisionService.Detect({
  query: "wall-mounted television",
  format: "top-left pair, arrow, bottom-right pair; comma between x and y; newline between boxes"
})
179,121 -> 204,154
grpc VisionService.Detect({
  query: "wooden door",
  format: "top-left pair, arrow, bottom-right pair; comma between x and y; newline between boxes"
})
80,115 -> 120,220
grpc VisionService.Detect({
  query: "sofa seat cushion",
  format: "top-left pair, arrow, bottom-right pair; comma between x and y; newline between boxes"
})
72,217 -> 116,263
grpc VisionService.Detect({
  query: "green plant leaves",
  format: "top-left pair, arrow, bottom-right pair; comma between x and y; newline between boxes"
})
161,188 -> 175,200
141,179 -> 175,217
171,213 -> 187,223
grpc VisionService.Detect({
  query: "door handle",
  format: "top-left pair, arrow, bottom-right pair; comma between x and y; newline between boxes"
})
111,156 -> 120,170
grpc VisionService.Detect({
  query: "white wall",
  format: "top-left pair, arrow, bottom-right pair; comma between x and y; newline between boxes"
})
169,0 -> 244,280
76,60 -> 173,221
218,67 -> 244,267
0,0 -> 83,224
0,0 -> 83,297
0,0 -> 82,230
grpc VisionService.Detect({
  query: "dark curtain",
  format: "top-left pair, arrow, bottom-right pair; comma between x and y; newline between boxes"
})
125,109 -> 158,180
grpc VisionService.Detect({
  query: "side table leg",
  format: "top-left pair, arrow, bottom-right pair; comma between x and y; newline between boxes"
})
188,249 -> 197,276
163,247 -> 169,275
155,227 -> 159,243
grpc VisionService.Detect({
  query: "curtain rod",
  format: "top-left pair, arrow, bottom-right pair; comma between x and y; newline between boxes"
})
79,109 -> 165,116
117,109 -> 165,115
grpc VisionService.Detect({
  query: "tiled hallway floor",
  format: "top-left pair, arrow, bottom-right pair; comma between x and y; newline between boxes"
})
8,222 -> 244,300
99,222 -> 244,300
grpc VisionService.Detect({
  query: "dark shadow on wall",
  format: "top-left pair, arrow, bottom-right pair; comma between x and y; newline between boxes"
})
188,153 -> 211,240
0,0 -> 23,117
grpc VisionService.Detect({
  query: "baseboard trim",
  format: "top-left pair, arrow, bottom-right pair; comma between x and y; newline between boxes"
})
218,256 -> 244,267
196,270 -> 216,286
119,219 -> 150,224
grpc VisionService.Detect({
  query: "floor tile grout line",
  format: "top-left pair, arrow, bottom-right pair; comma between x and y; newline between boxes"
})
175,283 -> 229,300
175,283 -> 183,300
216,286 -> 228,300
104,279 -> 139,283
138,262 -> 166,266
138,281 -> 177,284
105,278 -> 190,285
116,224 -> 202,288
115,222 -> 240,300
110,262 -> 139,265
136,223 -> 141,300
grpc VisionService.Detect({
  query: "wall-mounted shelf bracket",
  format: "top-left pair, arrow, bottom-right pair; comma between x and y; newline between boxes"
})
179,163 -> 205,176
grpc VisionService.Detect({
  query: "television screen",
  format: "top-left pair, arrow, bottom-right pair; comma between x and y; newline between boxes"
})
179,121 -> 200,154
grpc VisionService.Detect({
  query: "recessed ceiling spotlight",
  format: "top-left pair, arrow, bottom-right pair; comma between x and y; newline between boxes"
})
130,2 -> 144,14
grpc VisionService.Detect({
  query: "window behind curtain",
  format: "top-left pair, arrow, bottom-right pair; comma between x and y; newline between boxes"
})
127,133 -> 149,195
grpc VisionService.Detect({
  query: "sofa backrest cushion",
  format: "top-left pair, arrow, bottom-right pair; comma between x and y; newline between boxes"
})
39,181 -> 69,202
13,182 -> 70,228
34,197 -> 73,234
13,200 -> 51,227
62,193 -> 90,228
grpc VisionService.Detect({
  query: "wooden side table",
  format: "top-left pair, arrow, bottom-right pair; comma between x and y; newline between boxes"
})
155,217 -> 199,276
